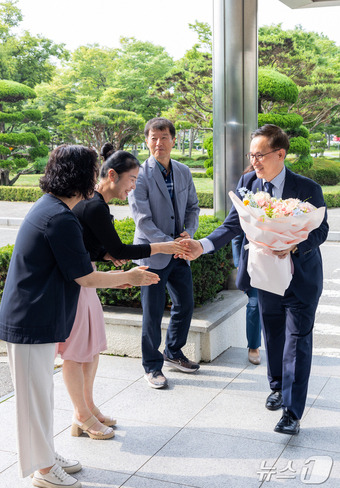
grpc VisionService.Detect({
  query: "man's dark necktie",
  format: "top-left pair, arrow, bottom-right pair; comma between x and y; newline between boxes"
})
264,181 -> 274,196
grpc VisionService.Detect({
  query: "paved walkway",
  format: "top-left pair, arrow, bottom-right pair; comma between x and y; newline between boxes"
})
0,350 -> 339,487
0,202 -> 339,487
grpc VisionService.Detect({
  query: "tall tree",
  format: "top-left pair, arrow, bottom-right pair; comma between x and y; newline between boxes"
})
61,104 -> 144,155
110,37 -> 174,121
33,39 -> 174,149
154,21 -> 212,130
0,1 -> 69,88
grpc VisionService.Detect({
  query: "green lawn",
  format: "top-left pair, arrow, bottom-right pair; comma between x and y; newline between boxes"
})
192,177 -> 213,192
13,174 -> 43,186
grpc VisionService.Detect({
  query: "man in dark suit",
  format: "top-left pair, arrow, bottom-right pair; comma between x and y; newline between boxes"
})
129,118 -> 200,389
180,124 -> 328,434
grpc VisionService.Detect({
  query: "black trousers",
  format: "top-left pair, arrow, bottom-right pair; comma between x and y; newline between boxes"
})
258,289 -> 318,420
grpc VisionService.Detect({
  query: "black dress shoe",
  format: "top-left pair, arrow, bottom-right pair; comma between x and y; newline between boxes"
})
274,409 -> 300,435
265,390 -> 283,411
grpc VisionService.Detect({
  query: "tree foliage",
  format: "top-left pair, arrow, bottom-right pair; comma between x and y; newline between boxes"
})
110,37 -> 174,121
258,69 -> 312,171
0,79 -> 49,186
154,21 -> 213,129
32,39 -> 174,150
0,1 -> 69,88
259,24 -> 340,130
61,105 -> 144,154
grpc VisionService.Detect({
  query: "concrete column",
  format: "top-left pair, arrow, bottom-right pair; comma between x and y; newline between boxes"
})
212,0 -> 258,219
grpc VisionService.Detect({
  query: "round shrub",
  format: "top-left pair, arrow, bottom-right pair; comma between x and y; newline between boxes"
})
0,80 -> 36,103
287,155 -> 314,172
12,158 -> 29,169
0,112 -> 25,123
258,113 -> 303,129
203,135 -> 213,157
0,145 -> 11,156
287,126 -> 310,139
288,136 -> 311,157
0,132 -> 39,147
22,109 -> 42,122
206,167 -> 213,179
33,156 -> 48,173
29,144 -> 49,159
258,68 -> 299,104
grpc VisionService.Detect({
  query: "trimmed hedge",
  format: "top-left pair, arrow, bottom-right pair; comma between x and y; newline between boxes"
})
0,186 -> 43,201
96,215 -> 233,308
0,216 -> 233,308
197,192 -> 213,208
191,172 -> 209,178
324,192 -> 340,207
299,169 -> 340,186
1,185 -> 339,209
0,187 -> 214,207
0,245 -> 14,301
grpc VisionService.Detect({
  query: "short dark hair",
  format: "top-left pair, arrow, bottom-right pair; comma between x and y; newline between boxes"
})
40,145 -> 98,199
251,124 -> 289,153
144,117 -> 176,139
100,149 -> 140,178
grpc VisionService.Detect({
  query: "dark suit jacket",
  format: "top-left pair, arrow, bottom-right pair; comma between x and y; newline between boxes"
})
207,168 -> 329,304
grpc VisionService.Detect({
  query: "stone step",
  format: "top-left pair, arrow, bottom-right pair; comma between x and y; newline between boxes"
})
103,289 -> 247,363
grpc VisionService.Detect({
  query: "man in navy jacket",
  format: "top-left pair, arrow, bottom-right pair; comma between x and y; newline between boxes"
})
180,124 -> 328,434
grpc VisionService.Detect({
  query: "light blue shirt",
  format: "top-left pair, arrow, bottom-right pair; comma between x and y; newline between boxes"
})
200,166 -> 286,254
264,166 -> 285,199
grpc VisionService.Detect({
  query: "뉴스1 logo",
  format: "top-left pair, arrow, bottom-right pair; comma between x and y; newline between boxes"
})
258,456 -> 333,484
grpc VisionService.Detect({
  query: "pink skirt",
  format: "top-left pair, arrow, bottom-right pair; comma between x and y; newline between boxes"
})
57,285 -> 107,363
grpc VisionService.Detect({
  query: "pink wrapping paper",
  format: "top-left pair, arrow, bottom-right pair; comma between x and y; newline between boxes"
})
229,191 -> 326,296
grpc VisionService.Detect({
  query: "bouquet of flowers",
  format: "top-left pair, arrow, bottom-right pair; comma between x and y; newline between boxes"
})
229,189 -> 326,296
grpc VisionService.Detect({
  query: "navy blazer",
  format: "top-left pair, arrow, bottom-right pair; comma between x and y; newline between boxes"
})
207,168 -> 329,304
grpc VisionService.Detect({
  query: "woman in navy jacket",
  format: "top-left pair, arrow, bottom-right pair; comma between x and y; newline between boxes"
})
0,145 -> 159,488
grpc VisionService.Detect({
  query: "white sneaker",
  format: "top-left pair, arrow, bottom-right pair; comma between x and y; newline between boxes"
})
55,452 -> 82,474
32,463 -> 81,488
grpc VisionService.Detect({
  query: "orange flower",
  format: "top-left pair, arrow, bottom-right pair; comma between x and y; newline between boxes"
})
243,199 -> 250,206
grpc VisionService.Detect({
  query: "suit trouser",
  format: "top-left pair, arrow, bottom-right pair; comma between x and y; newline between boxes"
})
257,290 -> 318,420
7,342 -> 56,478
140,257 -> 194,373
245,287 -> 261,349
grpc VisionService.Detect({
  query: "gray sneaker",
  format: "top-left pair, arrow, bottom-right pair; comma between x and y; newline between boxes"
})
32,463 -> 81,488
163,354 -> 200,373
144,370 -> 168,389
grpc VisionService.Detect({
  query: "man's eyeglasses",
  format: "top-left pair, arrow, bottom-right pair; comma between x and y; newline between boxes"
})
245,148 -> 280,162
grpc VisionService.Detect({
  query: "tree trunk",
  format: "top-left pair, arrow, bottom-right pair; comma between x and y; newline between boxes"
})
188,128 -> 193,158
0,169 -> 10,186
182,130 -> 186,155
177,131 -> 181,151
